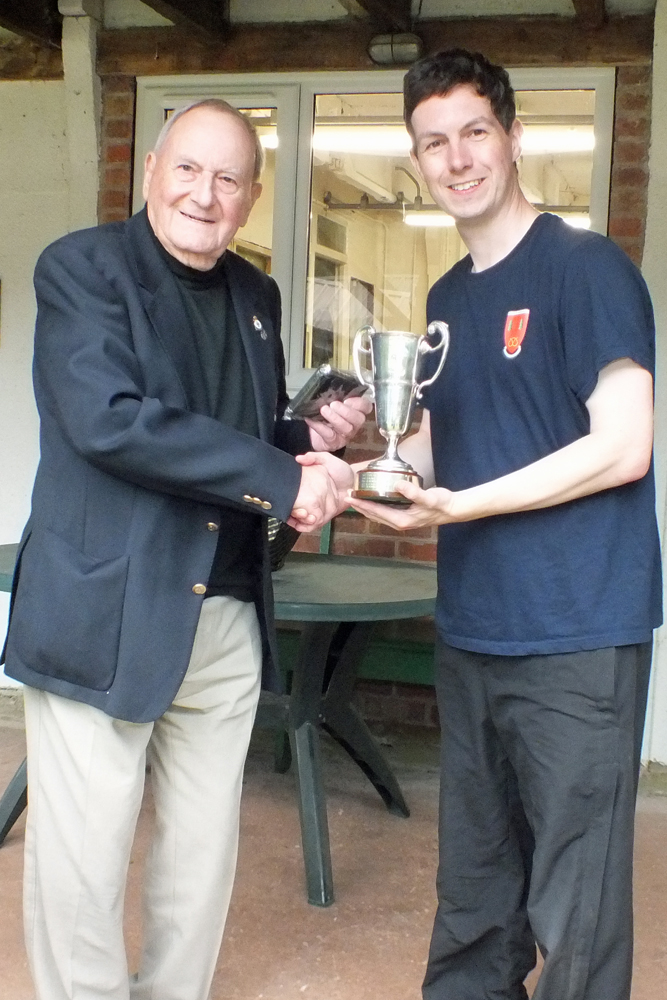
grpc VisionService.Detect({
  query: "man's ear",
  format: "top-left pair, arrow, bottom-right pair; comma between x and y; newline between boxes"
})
510,118 -> 523,163
142,151 -> 156,202
409,148 -> 425,183
250,182 -> 263,209
239,182 -> 263,227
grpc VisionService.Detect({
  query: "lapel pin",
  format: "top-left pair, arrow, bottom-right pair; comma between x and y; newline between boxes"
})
252,315 -> 268,340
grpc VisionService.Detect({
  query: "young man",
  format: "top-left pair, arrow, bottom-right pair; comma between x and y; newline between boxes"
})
304,48 -> 662,1000
2,100 -> 369,1000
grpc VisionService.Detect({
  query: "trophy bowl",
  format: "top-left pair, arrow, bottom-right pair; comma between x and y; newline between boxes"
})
350,322 -> 449,506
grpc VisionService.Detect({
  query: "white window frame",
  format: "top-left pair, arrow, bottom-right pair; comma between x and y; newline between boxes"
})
134,67 -> 616,391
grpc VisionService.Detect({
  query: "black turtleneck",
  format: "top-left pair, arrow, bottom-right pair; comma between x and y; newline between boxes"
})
146,214 -> 261,602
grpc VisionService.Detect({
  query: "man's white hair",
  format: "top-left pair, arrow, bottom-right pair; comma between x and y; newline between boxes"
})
153,99 -> 265,181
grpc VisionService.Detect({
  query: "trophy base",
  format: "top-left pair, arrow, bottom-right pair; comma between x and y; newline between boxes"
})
351,467 -> 423,507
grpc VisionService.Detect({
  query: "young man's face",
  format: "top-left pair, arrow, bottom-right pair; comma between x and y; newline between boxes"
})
143,106 -> 262,271
409,84 -> 523,228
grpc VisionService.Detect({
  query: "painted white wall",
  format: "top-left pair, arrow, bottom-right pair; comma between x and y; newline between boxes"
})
0,81 -> 69,684
642,0 -> 667,762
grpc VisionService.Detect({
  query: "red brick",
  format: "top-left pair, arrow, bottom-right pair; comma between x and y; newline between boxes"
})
614,117 -> 650,140
617,67 -> 651,88
104,118 -> 133,140
397,541 -> 437,563
367,519 -> 401,537
104,165 -> 132,189
608,216 -> 643,239
370,521 -> 435,540
102,74 -> 135,96
100,209 -> 130,224
102,189 -> 129,209
612,140 -> 648,166
612,166 -> 648,188
616,91 -> 650,116
333,515 -> 368,535
293,533 -> 320,553
400,698 -> 428,725
333,536 -> 396,559
609,187 -> 646,214
105,143 -> 132,163
104,94 -> 135,118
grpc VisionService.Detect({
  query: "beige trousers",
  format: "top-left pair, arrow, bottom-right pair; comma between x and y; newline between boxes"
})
22,595 -> 262,1000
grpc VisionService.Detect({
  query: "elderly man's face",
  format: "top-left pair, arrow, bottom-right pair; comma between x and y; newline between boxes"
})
143,106 -> 262,271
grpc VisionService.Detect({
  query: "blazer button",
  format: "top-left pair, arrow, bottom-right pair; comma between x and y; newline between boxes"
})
192,583 -> 207,595
207,522 -> 219,531
261,501 -> 272,510
243,494 -> 253,502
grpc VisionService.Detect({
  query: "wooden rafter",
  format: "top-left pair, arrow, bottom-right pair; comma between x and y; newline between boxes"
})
0,0 -> 61,48
139,0 -> 229,39
347,0 -> 412,33
572,0 -> 607,30
97,16 -> 654,77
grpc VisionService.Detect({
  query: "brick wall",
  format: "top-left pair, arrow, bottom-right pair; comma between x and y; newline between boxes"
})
608,65 -> 652,266
98,74 -> 136,225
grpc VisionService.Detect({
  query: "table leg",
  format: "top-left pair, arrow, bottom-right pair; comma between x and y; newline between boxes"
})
0,757 -> 28,846
321,623 -> 410,818
288,622 -> 338,907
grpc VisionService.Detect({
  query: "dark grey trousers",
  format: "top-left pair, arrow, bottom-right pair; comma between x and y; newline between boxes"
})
423,641 -> 653,1000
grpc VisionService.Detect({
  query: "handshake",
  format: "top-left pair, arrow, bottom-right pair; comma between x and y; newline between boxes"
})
288,452 -> 355,532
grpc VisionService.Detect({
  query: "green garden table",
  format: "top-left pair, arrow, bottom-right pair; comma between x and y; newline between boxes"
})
0,543 -> 437,906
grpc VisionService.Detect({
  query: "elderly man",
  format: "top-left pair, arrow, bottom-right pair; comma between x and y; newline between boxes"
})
305,49 -> 662,1000
1,100 -> 368,1000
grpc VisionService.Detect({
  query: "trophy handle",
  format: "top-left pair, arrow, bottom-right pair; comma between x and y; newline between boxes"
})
415,321 -> 450,399
352,325 -> 375,391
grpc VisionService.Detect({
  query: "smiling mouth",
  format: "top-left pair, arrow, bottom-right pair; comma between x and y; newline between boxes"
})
449,179 -> 483,192
180,210 -> 214,224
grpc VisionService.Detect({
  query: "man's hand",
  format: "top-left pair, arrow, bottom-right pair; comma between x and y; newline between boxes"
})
348,478 -> 457,530
306,394 -> 373,452
288,451 -> 354,531
288,461 -> 343,532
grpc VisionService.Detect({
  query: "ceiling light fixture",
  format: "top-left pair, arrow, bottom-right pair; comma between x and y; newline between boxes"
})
367,33 -> 423,66
404,212 -> 456,227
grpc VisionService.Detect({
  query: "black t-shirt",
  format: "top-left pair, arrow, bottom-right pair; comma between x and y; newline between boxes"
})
148,219 -> 261,601
422,212 -> 662,655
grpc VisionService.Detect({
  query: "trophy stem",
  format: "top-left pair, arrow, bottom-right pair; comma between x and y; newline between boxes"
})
384,434 -> 400,464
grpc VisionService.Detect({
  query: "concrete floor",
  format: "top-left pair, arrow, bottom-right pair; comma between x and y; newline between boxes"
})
1,707 -> 667,1000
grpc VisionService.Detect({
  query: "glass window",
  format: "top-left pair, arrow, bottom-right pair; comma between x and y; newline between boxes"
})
134,69 -> 614,388
304,91 -> 466,369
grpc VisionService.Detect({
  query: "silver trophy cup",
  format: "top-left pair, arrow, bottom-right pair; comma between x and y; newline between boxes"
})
351,322 -> 449,505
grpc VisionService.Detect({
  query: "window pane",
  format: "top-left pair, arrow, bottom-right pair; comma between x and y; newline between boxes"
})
516,89 -> 595,229
303,93 -> 466,370
233,108 -> 276,271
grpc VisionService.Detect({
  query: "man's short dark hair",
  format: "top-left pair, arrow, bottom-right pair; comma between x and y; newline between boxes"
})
404,48 -> 516,138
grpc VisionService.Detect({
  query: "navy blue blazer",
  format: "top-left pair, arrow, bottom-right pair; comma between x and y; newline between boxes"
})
2,209 -> 311,722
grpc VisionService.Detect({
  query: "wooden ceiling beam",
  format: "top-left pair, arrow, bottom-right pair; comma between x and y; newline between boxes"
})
572,0 -> 607,30
97,16 -> 654,78
347,0 -> 412,33
0,37 -> 63,78
139,1 -> 229,39
0,0 -> 61,48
